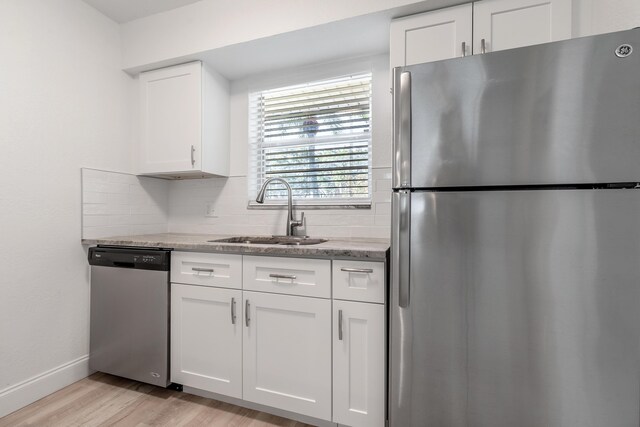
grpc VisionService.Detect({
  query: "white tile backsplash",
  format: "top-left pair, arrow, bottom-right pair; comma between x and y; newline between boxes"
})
81,168 -> 169,239
166,167 -> 392,239
81,167 -> 392,239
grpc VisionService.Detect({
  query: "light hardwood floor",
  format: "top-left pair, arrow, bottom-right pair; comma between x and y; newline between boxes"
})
0,373 -> 313,427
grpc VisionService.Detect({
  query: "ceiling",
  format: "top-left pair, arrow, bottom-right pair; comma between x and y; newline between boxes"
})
82,0 -> 202,23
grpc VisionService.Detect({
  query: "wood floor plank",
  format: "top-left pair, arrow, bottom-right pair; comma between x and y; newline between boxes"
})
0,374 -> 315,427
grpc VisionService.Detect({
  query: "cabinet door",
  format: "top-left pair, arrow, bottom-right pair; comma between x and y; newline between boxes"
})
139,61 -> 201,174
473,0 -> 571,54
390,4 -> 472,68
333,300 -> 385,427
243,291 -> 331,421
171,284 -> 242,398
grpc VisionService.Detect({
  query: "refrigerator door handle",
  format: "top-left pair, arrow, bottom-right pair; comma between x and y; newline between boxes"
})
393,190 -> 411,308
393,69 -> 412,188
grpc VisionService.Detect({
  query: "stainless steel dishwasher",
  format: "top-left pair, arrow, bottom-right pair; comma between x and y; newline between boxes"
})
88,246 -> 170,387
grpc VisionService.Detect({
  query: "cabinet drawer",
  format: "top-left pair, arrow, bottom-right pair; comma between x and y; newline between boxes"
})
333,260 -> 385,304
243,256 -> 331,298
171,252 -> 241,289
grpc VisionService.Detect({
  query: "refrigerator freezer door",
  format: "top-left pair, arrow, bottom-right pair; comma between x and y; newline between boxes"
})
397,28 -> 640,188
390,189 -> 640,427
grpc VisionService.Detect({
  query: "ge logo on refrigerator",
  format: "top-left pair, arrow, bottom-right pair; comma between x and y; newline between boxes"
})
615,44 -> 633,58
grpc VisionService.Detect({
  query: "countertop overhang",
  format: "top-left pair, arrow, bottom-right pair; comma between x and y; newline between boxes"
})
82,233 -> 390,260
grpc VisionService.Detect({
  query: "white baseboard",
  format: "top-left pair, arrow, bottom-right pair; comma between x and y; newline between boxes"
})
0,355 -> 91,418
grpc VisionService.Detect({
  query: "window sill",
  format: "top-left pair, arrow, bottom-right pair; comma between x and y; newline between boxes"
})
247,201 -> 371,210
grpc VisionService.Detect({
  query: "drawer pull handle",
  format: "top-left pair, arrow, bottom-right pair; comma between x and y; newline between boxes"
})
192,267 -> 214,274
269,273 -> 297,280
231,297 -> 236,325
245,300 -> 250,327
340,267 -> 373,274
338,309 -> 344,341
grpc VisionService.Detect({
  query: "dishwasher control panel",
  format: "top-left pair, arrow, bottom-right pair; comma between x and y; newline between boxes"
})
133,254 -> 164,265
88,247 -> 170,271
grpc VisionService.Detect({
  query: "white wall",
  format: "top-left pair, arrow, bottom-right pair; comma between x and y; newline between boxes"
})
119,0 -> 463,71
0,0 -> 133,417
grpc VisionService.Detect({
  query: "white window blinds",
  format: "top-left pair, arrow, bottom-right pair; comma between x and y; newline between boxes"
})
249,73 -> 372,206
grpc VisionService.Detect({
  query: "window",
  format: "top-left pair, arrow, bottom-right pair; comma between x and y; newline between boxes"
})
248,73 -> 372,207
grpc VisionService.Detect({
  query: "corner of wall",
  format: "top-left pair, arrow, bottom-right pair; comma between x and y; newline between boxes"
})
81,168 -> 170,239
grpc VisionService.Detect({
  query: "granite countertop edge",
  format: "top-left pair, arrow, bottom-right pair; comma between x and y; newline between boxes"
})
82,233 -> 390,260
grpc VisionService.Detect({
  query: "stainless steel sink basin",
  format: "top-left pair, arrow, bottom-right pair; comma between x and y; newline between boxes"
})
209,236 -> 328,246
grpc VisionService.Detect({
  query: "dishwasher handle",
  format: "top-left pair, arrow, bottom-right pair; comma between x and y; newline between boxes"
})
113,261 -> 135,268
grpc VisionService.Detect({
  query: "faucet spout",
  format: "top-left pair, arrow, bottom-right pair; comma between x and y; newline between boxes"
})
255,177 -> 304,236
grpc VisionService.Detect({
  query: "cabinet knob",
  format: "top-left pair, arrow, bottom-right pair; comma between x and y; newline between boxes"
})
191,145 -> 196,167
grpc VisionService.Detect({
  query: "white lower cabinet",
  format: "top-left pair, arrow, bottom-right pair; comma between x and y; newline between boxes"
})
333,300 -> 386,427
171,252 -> 386,426
171,284 -> 243,398
242,290 -> 332,421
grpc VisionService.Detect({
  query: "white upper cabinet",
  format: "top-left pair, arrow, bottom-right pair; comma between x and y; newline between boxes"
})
139,61 -> 229,178
390,0 -> 572,68
473,0 -> 572,54
390,4 -> 472,67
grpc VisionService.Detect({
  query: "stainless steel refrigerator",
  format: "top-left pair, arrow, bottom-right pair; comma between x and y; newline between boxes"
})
390,28 -> 640,427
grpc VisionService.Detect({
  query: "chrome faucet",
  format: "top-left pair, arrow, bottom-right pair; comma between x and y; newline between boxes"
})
255,177 -> 304,236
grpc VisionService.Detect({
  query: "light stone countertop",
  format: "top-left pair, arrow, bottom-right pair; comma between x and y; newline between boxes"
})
82,233 -> 390,260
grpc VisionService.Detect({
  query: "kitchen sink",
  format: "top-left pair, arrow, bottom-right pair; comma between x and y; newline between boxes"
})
209,236 -> 327,246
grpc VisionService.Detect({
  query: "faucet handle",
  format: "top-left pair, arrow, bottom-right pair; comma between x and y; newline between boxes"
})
292,211 -> 305,229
